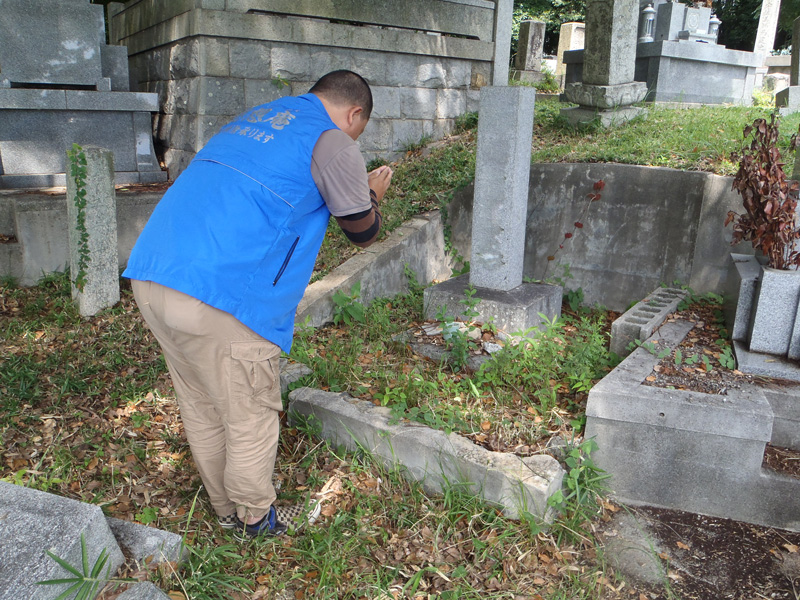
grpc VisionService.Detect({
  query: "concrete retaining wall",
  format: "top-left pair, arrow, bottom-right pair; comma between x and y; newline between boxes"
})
108,0 -> 496,178
447,163 -> 750,311
3,162 -> 751,316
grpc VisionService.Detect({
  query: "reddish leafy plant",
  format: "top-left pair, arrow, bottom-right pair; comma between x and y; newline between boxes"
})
725,114 -> 800,270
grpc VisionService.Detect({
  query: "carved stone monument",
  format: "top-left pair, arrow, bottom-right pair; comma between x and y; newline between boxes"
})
0,0 -> 165,188
561,0 -> 647,127
511,20 -> 546,84
777,17 -> 800,116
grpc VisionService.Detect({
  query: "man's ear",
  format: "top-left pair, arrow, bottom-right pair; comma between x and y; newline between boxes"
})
347,105 -> 364,126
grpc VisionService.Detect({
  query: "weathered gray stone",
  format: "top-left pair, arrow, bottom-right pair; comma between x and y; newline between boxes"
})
470,85 -> 535,291
0,481 -> 125,600
424,273 -> 562,334
763,386 -> 800,450
197,77 -> 246,116
279,358 -> 313,395
288,388 -> 563,520
583,0 -> 639,86
724,254 -> 762,343
514,20 -> 545,72
747,266 -> 800,356
244,79 -> 291,110
417,61 -> 448,88
563,81 -> 647,109
0,0 -> 105,87
398,88 -> 436,119
101,45 -> 132,92
755,0 -> 781,57
435,89 -> 467,119
65,146 -> 120,316
391,119 -> 429,149
230,40 -> 272,79
776,85 -> 800,115
491,0 -> 513,85
272,44 -> 312,81
106,518 -> 184,564
555,22 -> 585,81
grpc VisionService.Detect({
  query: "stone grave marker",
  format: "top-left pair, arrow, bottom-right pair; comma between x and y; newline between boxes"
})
66,146 -> 120,316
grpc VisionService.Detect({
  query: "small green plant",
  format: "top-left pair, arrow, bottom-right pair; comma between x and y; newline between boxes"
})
719,345 -> 736,370
547,438 -> 609,544
332,282 -> 366,326
37,533 -> 130,600
135,506 -> 159,525
565,287 -> 585,312
454,111 -> 478,132
271,74 -> 290,89
66,143 -> 90,292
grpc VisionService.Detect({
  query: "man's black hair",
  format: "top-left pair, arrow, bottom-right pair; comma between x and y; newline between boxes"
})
309,70 -> 373,119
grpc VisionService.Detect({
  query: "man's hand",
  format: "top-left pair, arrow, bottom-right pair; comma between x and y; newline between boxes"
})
368,165 -> 393,202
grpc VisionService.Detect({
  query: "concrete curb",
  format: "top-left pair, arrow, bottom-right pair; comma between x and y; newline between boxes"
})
287,387 -> 564,521
609,287 -> 687,357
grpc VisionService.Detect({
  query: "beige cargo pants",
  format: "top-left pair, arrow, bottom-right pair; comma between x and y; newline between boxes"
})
132,279 -> 281,522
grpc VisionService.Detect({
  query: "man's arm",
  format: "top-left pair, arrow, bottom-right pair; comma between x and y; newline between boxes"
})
335,165 -> 392,248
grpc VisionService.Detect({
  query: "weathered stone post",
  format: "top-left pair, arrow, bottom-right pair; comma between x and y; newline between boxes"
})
754,0 -> 781,58
511,20 -> 546,84
561,0 -> 647,127
778,18 -> 800,118
555,22 -> 586,89
65,146 -> 120,316
423,85 -> 562,333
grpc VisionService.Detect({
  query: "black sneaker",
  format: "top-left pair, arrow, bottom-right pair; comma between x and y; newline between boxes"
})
233,505 -> 288,540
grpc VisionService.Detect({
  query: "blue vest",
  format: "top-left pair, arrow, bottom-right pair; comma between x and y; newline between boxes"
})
123,94 -> 338,352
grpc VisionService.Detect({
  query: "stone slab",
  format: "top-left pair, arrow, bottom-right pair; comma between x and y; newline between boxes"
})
724,253 -> 762,343
559,105 -> 646,128
424,273 -> 562,335
287,387 -> 564,521
586,320 -> 800,532
470,85 -> 535,291
65,91 -> 158,112
0,481 -> 125,600
106,518 -> 185,565
609,287 -> 688,357
763,385 -> 800,450
748,266 -> 800,356
514,20 -> 545,72
0,0 -> 105,87
733,341 -> 800,383
776,86 -> 800,115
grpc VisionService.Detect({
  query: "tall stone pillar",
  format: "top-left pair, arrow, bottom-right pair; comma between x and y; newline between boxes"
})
755,0 -> 781,57
423,86 -> 562,334
66,146 -> 120,316
777,17 -> 800,117
492,0 -> 514,85
511,20 -> 546,84
561,0 -> 647,127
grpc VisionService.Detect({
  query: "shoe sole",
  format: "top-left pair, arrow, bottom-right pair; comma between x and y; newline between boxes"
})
232,500 -> 321,540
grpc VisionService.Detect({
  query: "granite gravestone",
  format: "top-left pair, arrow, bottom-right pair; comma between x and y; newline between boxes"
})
511,20 -> 546,84
424,86 -> 561,334
0,0 -> 165,188
561,0 -> 647,127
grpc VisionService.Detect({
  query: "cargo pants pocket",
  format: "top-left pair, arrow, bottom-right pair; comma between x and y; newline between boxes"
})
229,341 -> 282,419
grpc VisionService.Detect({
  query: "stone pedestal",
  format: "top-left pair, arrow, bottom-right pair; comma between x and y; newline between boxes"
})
560,0 -> 647,127
556,22 -> 585,87
511,19 -> 545,84
776,86 -> 800,116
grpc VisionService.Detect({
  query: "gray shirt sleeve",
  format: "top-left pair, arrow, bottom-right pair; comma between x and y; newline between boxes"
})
311,129 -> 372,217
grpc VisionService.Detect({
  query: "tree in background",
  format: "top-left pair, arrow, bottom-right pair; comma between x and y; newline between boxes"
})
512,0 -> 586,58
714,0 -> 800,52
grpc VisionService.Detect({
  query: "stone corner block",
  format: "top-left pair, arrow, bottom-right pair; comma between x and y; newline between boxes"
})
286,387 -> 564,521
105,517 -> 186,565
564,82 -> 647,109
0,481 -> 125,600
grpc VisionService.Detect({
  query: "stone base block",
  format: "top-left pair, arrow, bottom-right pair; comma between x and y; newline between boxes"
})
510,69 -> 545,84
586,320 -> 800,532
748,266 -> 800,356
423,274 -> 562,335
288,387 -> 564,521
563,81 -> 647,109
776,85 -> 800,115
733,341 -> 800,383
724,253 -> 761,342
560,105 -> 646,128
